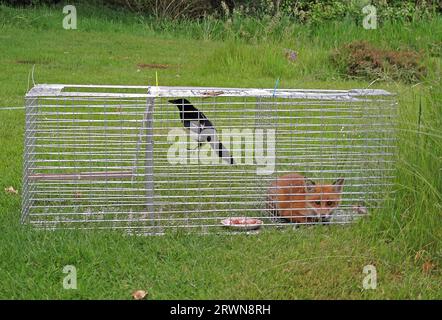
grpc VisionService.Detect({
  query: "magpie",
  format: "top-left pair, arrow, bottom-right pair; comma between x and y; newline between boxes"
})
168,98 -> 235,165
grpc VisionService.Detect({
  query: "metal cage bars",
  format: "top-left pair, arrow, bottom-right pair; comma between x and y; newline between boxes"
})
21,84 -> 397,234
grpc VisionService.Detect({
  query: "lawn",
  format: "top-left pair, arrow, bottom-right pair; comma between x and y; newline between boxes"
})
0,4 -> 441,299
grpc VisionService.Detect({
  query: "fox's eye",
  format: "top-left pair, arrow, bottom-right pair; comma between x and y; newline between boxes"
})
315,201 -> 321,206
326,201 -> 334,206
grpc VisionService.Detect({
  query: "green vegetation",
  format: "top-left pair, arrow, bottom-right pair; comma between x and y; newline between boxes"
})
4,0 -> 441,20
331,41 -> 428,83
0,3 -> 440,299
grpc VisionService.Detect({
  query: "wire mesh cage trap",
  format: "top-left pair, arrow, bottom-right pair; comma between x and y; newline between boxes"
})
21,84 -> 397,234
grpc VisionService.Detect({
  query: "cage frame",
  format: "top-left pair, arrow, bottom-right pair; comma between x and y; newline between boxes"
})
21,84 -> 397,234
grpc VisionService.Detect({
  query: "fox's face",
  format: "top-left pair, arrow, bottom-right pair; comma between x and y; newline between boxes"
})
304,178 -> 344,221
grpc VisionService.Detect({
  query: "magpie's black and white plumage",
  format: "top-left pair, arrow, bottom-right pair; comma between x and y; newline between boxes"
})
168,98 -> 235,165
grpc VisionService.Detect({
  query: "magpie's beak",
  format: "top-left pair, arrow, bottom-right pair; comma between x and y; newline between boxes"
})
168,99 -> 178,104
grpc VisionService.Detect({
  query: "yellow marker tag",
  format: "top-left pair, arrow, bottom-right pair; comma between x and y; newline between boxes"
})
155,71 -> 159,87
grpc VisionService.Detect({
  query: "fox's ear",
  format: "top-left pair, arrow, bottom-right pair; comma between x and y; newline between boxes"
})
305,179 -> 316,193
332,178 -> 345,193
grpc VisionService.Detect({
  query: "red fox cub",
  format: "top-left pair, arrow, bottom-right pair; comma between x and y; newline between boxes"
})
267,173 -> 344,223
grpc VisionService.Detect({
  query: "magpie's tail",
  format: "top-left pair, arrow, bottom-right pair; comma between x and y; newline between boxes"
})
209,137 -> 235,165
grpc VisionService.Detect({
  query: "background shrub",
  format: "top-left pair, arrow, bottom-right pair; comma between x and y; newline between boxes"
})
1,0 -> 440,21
331,41 -> 427,83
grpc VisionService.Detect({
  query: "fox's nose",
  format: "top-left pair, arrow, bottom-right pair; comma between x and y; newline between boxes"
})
317,208 -> 330,215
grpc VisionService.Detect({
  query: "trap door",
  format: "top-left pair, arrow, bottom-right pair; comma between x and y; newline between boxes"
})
128,96 -> 156,234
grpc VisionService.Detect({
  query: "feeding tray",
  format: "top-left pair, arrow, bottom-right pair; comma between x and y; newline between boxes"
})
221,217 -> 263,230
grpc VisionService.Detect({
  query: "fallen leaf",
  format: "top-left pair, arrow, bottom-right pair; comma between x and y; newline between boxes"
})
414,249 -> 426,262
4,186 -> 18,194
131,290 -> 147,300
422,261 -> 435,274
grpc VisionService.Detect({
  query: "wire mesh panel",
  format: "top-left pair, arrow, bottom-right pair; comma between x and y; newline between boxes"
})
22,85 -> 396,234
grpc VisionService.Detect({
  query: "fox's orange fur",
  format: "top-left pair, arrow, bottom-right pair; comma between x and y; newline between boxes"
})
267,173 -> 344,223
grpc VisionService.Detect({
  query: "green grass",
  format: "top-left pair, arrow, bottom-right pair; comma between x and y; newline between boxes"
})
0,4 -> 441,299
